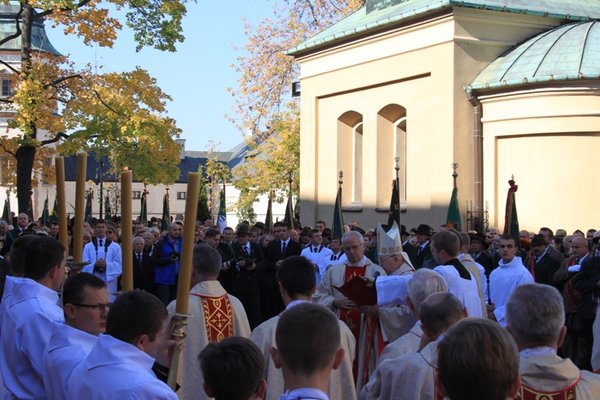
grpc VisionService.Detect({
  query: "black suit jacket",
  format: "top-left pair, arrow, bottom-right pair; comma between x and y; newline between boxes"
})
133,250 -> 156,293
229,241 -> 264,294
408,242 -> 432,269
572,256 -> 600,319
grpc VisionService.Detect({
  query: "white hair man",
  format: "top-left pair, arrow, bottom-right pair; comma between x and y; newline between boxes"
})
314,230 -> 386,391
507,283 -> 600,398
377,268 -> 448,364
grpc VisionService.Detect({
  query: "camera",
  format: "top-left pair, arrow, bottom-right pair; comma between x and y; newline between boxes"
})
169,251 -> 180,261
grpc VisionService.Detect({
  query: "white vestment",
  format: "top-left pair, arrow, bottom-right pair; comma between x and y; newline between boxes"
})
459,253 -> 487,316
43,322 -> 97,400
489,256 -> 534,326
360,338 -> 439,400
67,334 -> 177,399
0,278 -> 63,399
82,239 -> 122,301
313,257 -> 386,392
520,351 -> 600,399
378,264 -> 416,342
167,280 -> 251,400
250,300 -> 356,400
434,263 -> 483,318
301,245 -> 334,283
377,321 -> 423,366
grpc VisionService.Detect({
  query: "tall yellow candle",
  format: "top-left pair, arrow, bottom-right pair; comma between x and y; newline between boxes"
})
54,156 -> 68,252
120,170 -> 133,291
73,153 -> 87,263
175,172 -> 201,314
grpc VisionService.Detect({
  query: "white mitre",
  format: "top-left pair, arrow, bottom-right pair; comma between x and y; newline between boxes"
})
377,222 -> 414,269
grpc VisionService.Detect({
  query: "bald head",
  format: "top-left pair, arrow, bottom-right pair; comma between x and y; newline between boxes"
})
419,292 -> 466,339
570,236 -> 589,259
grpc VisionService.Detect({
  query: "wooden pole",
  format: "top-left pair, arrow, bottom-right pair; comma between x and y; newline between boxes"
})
120,170 -> 133,291
174,172 -> 201,314
54,157 -> 68,253
168,172 -> 201,390
73,153 -> 87,263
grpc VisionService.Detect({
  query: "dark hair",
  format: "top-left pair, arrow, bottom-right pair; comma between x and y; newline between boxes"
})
193,244 -> 222,277
431,231 -> 460,258
275,303 -> 340,375
276,256 -> 316,298
438,319 -> 519,400
23,237 -> 65,280
199,337 -> 264,400
8,234 -> 40,276
205,228 -> 221,238
106,291 -> 167,344
62,272 -> 107,307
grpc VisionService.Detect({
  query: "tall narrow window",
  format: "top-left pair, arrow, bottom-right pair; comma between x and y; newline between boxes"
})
337,111 -> 363,207
376,105 -> 407,209
1,79 -> 13,97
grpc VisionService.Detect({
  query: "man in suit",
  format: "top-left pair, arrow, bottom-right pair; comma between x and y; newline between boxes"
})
408,224 -> 433,269
133,236 -> 155,294
526,234 -> 562,287
230,225 -> 264,329
262,222 -> 302,320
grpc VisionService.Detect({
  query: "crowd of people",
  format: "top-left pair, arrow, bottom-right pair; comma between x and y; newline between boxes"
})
1,211 -> 600,399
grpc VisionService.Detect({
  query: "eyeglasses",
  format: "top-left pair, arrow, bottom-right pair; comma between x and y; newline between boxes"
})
499,244 -> 514,249
72,303 -> 111,311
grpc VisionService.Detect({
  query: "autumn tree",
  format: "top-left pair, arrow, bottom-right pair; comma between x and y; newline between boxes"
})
0,0 -> 188,213
230,0 -> 364,217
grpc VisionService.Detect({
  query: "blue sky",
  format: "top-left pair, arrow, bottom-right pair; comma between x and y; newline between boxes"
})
45,0 -> 275,152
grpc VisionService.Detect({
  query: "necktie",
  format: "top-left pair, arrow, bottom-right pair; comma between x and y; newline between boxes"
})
244,245 -> 249,256
137,253 -> 142,263
281,241 -> 287,254
99,239 -> 103,247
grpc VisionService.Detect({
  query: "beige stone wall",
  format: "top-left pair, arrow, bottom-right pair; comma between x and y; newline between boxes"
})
480,86 -> 600,233
296,8 -> 559,230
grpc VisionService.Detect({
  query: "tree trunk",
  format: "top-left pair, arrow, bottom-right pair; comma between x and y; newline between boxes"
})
16,145 -> 35,214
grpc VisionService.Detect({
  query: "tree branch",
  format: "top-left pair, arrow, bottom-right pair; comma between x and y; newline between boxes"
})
45,74 -> 83,89
93,89 -> 127,118
0,58 -> 20,74
34,0 -> 94,19
0,5 -> 23,48
40,132 -> 69,146
0,143 -> 17,158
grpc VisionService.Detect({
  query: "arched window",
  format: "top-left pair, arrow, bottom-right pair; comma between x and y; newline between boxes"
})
377,104 -> 407,209
337,111 -> 363,206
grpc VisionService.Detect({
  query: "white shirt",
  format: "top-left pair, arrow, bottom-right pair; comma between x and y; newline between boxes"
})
301,245 -> 333,282
280,388 -> 329,400
434,263 -> 483,318
43,323 -> 97,400
67,334 -> 177,400
489,256 -> 534,326
82,238 -> 122,301
0,278 -> 64,399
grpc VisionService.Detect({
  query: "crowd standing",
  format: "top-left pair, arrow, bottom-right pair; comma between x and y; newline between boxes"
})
1,210 -> 600,399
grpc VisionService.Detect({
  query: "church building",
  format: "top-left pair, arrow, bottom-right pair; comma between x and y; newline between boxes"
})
289,0 -> 600,232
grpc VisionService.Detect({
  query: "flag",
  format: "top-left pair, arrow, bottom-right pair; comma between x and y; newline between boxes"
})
104,195 -> 112,220
446,187 -> 461,229
332,187 -> 344,239
264,190 -> 273,234
41,197 -> 49,226
387,179 -> 400,229
284,191 -> 294,230
84,190 -> 93,223
161,190 -> 170,232
51,197 -> 58,217
503,178 -> 520,240
2,196 -> 9,222
139,189 -> 148,224
217,185 -> 227,232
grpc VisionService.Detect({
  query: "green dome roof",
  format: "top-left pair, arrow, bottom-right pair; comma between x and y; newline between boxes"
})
0,4 -> 61,56
470,21 -> 600,91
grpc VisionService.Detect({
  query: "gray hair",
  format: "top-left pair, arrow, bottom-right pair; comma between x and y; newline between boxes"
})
193,244 -> 222,277
342,230 -> 363,244
408,269 -> 449,310
419,292 -> 465,338
0,220 -> 7,228
506,283 -> 564,347
133,236 -> 145,245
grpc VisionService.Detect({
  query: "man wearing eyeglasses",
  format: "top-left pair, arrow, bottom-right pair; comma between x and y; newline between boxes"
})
43,273 -> 109,400
487,235 -> 534,326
